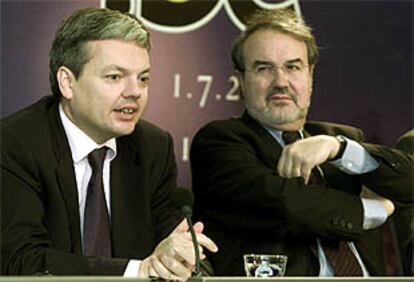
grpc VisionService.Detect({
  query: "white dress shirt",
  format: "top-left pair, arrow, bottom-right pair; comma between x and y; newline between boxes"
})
59,105 -> 140,277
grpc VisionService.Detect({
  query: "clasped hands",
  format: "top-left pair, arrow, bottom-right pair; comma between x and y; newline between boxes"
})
139,219 -> 218,280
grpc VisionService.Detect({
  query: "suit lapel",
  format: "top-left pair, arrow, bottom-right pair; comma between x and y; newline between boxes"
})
55,156 -> 82,253
241,112 -> 284,166
110,137 -> 147,258
47,99 -> 82,253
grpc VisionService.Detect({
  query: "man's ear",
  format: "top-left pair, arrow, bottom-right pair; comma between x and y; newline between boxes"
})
235,70 -> 244,100
309,64 -> 315,93
57,66 -> 76,100
309,64 -> 315,76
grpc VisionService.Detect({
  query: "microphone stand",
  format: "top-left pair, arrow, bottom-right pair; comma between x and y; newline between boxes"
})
182,205 -> 201,277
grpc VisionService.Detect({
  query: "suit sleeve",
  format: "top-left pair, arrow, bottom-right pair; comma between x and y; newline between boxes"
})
357,142 -> 414,203
306,120 -> 413,203
190,122 -> 365,242
150,131 -> 183,242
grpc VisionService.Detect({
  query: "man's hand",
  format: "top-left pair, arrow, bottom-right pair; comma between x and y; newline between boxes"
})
361,186 -> 395,216
277,135 -> 340,184
138,219 -> 218,280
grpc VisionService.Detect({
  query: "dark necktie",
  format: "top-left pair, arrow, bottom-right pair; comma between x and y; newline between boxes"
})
83,147 -> 112,257
281,131 -> 301,145
281,131 -> 362,276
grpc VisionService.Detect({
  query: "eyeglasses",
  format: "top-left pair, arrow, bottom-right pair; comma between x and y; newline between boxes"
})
244,62 -> 309,80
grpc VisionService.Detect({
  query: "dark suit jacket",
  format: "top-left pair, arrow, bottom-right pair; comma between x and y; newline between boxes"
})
190,112 -> 413,276
392,129 -> 414,275
1,96 -> 182,275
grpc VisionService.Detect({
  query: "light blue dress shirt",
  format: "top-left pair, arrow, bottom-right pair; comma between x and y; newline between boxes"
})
263,126 -> 387,277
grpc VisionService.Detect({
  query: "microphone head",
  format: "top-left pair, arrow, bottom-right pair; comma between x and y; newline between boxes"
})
172,187 -> 194,209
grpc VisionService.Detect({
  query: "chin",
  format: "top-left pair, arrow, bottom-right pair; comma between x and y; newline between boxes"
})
112,126 -> 135,138
260,110 -> 303,126
248,105 -> 305,125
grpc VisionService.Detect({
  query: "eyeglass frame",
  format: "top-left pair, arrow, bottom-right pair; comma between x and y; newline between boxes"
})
241,59 -> 311,80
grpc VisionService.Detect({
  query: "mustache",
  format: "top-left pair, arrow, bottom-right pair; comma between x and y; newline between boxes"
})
115,97 -> 140,108
266,88 -> 298,104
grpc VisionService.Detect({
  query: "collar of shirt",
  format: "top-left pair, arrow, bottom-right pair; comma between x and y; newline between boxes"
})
59,104 -> 117,163
260,122 -> 304,146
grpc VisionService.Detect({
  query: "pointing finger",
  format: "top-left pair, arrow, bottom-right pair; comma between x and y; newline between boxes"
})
195,233 -> 218,253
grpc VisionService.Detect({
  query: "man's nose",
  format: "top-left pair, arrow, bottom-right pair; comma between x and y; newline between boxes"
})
123,78 -> 142,99
271,67 -> 289,88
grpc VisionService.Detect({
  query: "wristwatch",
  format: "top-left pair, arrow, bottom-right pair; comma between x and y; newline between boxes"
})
332,135 -> 347,160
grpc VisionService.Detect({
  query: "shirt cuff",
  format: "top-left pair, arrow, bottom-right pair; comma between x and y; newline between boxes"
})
123,259 -> 141,277
361,198 -> 388,229
330,137 -> 379,174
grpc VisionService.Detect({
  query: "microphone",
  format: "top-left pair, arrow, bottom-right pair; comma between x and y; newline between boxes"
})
172,187 -> 201,277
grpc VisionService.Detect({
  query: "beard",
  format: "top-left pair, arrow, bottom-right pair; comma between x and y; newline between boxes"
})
246,88 -> 310,127
249,104 -> 308,126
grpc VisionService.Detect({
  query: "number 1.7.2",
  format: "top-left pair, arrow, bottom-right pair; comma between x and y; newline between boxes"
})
173,73 -> 240,108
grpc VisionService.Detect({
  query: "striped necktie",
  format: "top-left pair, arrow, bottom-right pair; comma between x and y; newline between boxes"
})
282,131 -> 363,276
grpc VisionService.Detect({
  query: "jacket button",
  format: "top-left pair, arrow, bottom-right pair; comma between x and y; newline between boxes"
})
332,217 -> 340,225
346,222 -> 353,230
340,219 -> 346,228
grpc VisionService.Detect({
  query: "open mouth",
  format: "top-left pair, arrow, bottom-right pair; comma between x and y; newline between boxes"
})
115,108 -> 137,114
113,106 -> 139,121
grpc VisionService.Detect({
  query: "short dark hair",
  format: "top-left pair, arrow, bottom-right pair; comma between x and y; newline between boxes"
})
231,9 -> 319,72
49,7 -> 151,99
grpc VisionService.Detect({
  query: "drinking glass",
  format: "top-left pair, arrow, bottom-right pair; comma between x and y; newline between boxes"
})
243,254 -> 288,277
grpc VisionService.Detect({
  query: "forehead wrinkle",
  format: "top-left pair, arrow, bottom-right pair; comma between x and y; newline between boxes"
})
86,40 -> 150,71
100,63 -> 150,76
245,30 -> 307,64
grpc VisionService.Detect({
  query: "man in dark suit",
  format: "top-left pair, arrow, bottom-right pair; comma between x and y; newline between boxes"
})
395,130 -> 414,154
392,130 -> 414,275
1,8 -> 217,278
190,9 -> 413,276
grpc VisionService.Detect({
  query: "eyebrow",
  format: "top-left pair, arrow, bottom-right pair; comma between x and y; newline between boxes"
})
252,60 -> 274,68
252,58 -> 305,67
102,64 -> 150,75
285,58 -> 305,65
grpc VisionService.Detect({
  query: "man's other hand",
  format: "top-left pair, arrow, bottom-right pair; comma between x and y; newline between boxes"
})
138,219 -> 218,280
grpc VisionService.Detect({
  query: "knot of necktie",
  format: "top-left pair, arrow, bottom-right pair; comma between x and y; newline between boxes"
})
88,147 -> 107,173
282,131 -> 301,145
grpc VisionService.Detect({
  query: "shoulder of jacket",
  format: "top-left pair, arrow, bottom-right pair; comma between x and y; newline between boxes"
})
305,121 -> 363,140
